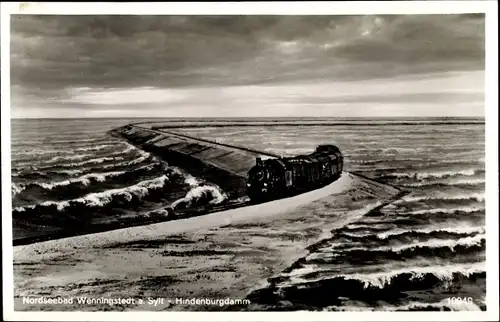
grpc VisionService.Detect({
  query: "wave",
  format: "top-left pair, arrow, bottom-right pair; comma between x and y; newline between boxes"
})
14,173 -> 175,213
74,144 -> 121,152
359,212 -> 485,230
394,199 -> 485,213
100,152 -> 153,169
342,262 -> 485,289
402,178 -> 485,188
12,157 -> 120,174
171,175 -> 228,210
12,149 -> 71,157
343,226 -> 485,240
184,175 -> 203,187
12,155 -> 153,181
350,156 -> 484,166
341,226 -> 485,242
12,144 -> 120,159
349,158 -> 425,165
310,235 -> 485,266
54,169 -> 84,175
46,153 -> 95,162
349,145 -> 484,156
263,263 -> 487,309
282,262 -> 485,291
11,157 -> 126,181
42,147 -> 134,164
13,150 -> 153,179
12,170 -> 124,195
399,206 -> 484,216
343,223 -> 396,233
14,153 -> 95,165
11,137 -> 110,147
12,146 -> 142,173
12,153 -> 95,168
12,163 -> 161,196
399,193 -> 485,203
58,155 -> 125,167
351,147 -> 429,155
368,208 -> 485,227
348,151 -> 483,163
171,185 -> 228,209
382,169 -> 481,181
14,137 -> 116,146
375,234 -> 484,253
352,161 -> 485,174
11,183 -> 23,196
351,142 -> 481,150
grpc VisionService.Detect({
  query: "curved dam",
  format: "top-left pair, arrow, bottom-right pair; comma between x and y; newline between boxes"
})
13,122 -> 406,311
108,124 -> 281,201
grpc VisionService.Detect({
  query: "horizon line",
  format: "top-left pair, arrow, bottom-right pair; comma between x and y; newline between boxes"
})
10,116 -> 486,120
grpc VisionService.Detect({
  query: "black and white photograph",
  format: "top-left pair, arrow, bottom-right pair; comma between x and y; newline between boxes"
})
2,2 -> 498,321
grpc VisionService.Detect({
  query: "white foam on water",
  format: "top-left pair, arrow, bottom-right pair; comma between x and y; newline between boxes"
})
403,178 -> 485,187
374,226 -> 485,240
389,169 -> 478,180
74,144 -> 121,152
13,174 -> 172,212
170,173 -> 228,209
399,192 -> 485,203
285,261 -> 485,289
12,163 -> 159,195
400,206 -> 484,216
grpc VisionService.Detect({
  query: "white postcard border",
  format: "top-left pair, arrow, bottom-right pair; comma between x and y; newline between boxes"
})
1,1 -> 498,321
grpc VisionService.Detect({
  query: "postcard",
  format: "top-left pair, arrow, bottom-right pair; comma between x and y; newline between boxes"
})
2,1 -> 498,321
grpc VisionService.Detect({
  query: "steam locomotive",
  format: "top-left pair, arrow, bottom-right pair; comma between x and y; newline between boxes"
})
246,145 -> 344,202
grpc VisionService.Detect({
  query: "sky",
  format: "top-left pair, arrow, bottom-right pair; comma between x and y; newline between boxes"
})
10,14 -> 485,118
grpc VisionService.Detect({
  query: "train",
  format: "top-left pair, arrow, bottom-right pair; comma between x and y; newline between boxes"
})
246,145 -> 344,202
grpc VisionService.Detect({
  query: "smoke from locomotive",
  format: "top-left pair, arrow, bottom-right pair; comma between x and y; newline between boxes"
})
246,145 -> 343,202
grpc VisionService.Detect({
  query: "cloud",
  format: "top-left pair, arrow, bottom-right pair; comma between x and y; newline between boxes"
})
62,86 -> 189,105
11,15 -> 485,88
10,15 -> 485,117
39,70 -> 481,118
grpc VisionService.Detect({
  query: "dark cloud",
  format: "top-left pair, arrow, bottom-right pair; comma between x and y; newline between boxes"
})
294,92 -> 484,105
11,14 -> 485,103
334,15 -> 484,63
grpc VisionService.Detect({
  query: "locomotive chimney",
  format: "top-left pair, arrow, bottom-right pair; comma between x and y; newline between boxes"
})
256,157 -> 262,165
